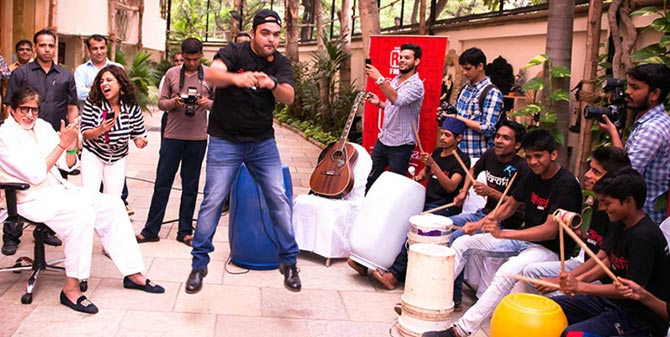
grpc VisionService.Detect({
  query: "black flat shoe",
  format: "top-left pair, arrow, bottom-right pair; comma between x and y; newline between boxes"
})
135,234 -> 160,243
185,268 -> 207,294
60,290 -> 98,314
123,276 -> 165,294
279,263 -> 301,292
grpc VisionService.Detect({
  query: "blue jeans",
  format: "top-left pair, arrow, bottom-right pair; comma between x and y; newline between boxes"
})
554,295 -> 650,337
448,208 -> 487,304
191,137 -> 298,270
141,138 -> 207,240
365,140 -> 414,193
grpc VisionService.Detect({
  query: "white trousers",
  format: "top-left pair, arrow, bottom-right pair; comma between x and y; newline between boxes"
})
17,187 -> 144,279
451,233 -> 558,336
81,148 -> 126,197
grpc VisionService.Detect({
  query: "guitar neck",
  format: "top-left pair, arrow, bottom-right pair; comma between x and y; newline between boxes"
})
336,92 -> 366,148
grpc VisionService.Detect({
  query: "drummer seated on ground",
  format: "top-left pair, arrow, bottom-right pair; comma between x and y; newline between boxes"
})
553,168 -> 670,337
347,117 -> 470,290
0,86 -> 165,314
521,146 -> 631,297
444,119 -> 529,311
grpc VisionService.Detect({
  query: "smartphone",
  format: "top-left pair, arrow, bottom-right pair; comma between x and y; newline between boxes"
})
365,58 -> 372,66
105,110 -> 115,120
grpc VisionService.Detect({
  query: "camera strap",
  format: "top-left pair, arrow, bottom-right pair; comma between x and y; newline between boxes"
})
178,65 -> 204,92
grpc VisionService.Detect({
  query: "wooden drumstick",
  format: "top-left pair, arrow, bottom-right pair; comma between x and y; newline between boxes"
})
559,218 -> 566,273
452,149 -> 476,183
557,219 -> 619,284
421,202 -> 456,215
508,274 -> 560,289
491,172 -> 518,218
409,119 -> 424,154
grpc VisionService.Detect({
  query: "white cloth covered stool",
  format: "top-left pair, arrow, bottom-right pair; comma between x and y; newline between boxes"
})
293,143 -> 372,265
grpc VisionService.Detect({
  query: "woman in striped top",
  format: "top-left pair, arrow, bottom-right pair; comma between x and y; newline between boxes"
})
80,65 -> 147,198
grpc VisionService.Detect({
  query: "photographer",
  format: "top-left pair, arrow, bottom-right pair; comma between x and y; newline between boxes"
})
136,38 -> 213,246
597,64 -> 670,223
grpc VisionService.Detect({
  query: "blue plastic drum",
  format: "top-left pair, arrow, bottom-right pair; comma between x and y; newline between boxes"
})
228,163 -> 293,270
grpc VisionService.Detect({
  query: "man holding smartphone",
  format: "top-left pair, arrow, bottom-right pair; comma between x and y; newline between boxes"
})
136,38 -> 213,246
363,44 -> 424,193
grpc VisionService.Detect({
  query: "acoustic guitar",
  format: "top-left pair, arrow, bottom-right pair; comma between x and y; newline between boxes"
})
309,91 -> 367,198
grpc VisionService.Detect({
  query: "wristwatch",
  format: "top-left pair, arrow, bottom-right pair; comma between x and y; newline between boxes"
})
269,75 -> 278,90
376,77 -> 385,85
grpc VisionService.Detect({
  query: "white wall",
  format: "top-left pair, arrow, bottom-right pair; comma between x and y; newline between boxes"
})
57,0 -> 108,36
56,0 -> 165,51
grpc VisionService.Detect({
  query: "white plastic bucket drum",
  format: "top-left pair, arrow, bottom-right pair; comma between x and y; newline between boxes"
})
407,214 -> 453,246
349,172 -> 425,271
397,243 -> 455,336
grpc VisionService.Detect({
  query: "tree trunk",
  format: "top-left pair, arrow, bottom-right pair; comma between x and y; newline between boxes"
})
411,0 -> 419,25
358,0 -> 380,58
619,0 -> 637,71
301,0 -> 315,41
546,0 -> 574,167
340,0 -> 352,91
108,0 -> 117,62
285,0 -> 300,63
138,0 -> 145,49
419,0 -> 426,34
608,0 -> 624,79
316,0 -> 329,122
574,0 -> 603,182
435,0 -> 448,19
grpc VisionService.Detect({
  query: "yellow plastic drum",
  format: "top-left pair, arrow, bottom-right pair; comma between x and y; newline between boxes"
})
490,293 -> 567,337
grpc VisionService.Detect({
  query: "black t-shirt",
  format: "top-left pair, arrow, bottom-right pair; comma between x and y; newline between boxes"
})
583,201 -> 612,259
607,216 -> 670,336
208,42 -> 295,142
512,167 -> 581,254
472,148 -> 529,229
425,148 -> 470,205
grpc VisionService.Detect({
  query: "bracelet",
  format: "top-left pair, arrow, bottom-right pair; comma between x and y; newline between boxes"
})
66,147 -> 78,155
57,144 -> 66,151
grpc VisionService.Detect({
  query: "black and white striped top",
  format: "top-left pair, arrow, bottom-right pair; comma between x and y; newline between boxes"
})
80,100 -> 147,163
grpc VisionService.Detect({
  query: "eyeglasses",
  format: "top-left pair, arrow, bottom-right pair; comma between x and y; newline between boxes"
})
17,106 -> 39,116
17,48 -> 32,52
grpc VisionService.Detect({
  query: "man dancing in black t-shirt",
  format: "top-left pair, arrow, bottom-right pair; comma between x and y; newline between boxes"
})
423,128 -> 582,337
555,168 -> 670,337
185,9 -> 301,294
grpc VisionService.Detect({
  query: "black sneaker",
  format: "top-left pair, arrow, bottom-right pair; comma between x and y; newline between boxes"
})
422,327 -> 458,337
1,240 -> 18,256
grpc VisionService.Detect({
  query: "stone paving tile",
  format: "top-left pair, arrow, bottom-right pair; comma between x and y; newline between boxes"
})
174,284 -> 262,316
215,316 -> 310,337
261,288 -> 348,320
115,311 -> 216,337
11,306 -> 127,337
306,320 -> 395,337
340,290 -> 402,323
0,302 -> 33,337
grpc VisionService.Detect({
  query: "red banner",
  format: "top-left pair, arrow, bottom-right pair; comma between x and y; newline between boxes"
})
363,35 -> 449,176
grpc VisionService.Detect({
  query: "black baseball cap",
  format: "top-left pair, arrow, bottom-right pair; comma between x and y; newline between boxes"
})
252,9 -> 282,29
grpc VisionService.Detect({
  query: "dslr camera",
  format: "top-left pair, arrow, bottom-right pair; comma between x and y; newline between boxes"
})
180,86 -> 199,117
584,78 -> 626,128
436,101 -> 458,124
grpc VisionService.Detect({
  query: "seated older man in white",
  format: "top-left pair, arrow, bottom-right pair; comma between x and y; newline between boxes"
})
0,86 -> 164,314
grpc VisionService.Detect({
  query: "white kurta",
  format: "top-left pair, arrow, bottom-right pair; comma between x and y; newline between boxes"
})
0,115 -> 144,279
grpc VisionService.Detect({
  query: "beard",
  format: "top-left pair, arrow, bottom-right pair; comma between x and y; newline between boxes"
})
399,63 -> 415,74
626,95 -> 651,113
